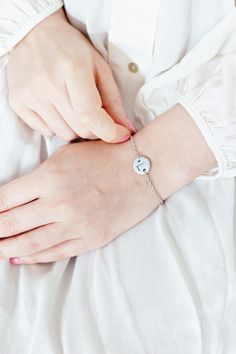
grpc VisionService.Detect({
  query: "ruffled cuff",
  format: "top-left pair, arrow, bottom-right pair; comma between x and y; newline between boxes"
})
0,0 -> 63,57
175,56 -> 236,180
134,8 -> 236,181
176,95 -> 225,180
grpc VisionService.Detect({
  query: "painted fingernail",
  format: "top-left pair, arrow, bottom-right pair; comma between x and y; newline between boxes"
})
127,121 -> 137,133
10,257 -> 22,265
118,134 -> 131,143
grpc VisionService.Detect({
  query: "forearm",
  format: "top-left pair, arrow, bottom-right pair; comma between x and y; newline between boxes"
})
133,103 -> 217,202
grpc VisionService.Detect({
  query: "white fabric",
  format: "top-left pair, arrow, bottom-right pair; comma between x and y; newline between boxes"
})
0,0 -> 63,56
1,0 -> 236,179
0,1 -> 236,353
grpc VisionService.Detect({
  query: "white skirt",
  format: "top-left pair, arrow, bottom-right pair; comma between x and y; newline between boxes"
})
0,56 -> 235,354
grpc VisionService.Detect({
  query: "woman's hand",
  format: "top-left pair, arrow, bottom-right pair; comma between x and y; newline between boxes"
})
0,104 -> 217,265
7,8 -> 135,143
0,135 -> 160,264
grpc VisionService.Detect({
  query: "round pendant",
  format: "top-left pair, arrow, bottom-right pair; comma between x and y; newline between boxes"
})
133,156 -> 151,175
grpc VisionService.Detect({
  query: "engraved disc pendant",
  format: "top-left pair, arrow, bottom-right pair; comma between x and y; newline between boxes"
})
133,156 -> 151,175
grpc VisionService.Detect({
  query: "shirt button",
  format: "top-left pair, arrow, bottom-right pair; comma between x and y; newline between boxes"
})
128,62 -> 139,73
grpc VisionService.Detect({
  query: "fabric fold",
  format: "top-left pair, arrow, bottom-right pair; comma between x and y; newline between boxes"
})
0,0 -> 63,57
134,8 -> 236,180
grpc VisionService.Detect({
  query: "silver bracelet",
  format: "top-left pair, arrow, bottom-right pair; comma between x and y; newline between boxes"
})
130,135 -> 164,205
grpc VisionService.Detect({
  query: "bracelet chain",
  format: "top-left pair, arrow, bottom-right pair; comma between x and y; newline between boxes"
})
130,135 -> 164,205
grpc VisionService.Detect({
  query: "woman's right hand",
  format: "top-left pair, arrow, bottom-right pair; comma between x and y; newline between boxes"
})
6,8 -> 135,143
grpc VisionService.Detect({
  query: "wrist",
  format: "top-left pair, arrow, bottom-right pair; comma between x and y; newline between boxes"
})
20,8 -> 68,45
108,139 -> 161,213
129,104 -> 217,201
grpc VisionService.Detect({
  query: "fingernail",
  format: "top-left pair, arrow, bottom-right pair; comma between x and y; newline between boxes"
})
10,257 -> 22,265
118,134 -> 131,143
127,121 -> 137,133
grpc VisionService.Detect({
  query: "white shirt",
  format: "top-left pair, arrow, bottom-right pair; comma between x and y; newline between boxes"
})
0,3 -> 236,354
1,0 -> 236,180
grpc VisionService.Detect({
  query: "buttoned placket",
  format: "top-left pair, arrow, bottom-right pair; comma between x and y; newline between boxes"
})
107,0 -> 161,122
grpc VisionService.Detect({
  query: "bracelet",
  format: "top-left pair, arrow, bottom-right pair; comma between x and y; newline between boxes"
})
130,135 -> 164,205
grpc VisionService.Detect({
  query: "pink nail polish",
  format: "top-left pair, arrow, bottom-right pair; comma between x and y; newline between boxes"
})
128,121 -> 137,133
10,257 -> 21,265
118,134 -> 131,143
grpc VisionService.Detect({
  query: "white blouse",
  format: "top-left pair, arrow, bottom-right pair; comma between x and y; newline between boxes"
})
1,0 -> 236,180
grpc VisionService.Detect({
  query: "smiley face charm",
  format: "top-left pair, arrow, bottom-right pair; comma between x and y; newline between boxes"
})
133,155 -> 151,175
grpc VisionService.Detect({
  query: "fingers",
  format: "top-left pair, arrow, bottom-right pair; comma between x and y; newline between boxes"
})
66,68 -> 131,142
49,87 -> 98,140
95,58 -> 136,133
86,107 -> 131,143
15,108 -> 54,137
0,200 -> 52,238
32,101 -> 78,142
10,238 -> 91,264
10,63 -> 134,142
0,223 -> 65,259
0,173 -> 39,212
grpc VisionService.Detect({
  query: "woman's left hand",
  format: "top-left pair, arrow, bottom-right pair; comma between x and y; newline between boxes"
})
0,138 -> 159,264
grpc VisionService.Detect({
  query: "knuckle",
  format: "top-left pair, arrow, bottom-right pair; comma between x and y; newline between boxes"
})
103,95 -> 122,111
97,222 -> 114,244
44,130 -> 54,139
8,88 -> 32,110
0,191 -> 8,211
0,215 -> 16,235
51,246 -> 66,260
57,250 -> 67,260
19,87 -> 32,100
8,94 -> 21,111
76,129 -> 93,139
24,237 -> 41,254
63,131 -> 78,142
99,232 -> 109,247
98,232 -> 110,247
79,107 -> 98,125
25,254 -> 38,263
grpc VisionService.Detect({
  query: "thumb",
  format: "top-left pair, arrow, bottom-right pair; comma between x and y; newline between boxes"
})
88,107 -> 132,144
95,59 -> 137,134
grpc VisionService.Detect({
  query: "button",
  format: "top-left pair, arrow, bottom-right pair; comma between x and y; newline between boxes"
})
133,156 -> 151,175
128,62 -> 139,73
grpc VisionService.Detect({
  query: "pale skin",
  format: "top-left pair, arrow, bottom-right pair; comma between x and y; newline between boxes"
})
1,10 -> 217,265
7,8 -> 136,142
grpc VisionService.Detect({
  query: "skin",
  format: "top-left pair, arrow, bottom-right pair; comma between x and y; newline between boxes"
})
0,104 -> 217,265
7,8 -> 136,142
3,7 -> 218,265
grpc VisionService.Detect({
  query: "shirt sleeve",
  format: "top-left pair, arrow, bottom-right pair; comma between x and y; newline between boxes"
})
135,7 -> 236,180
0,0 -> 63,57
